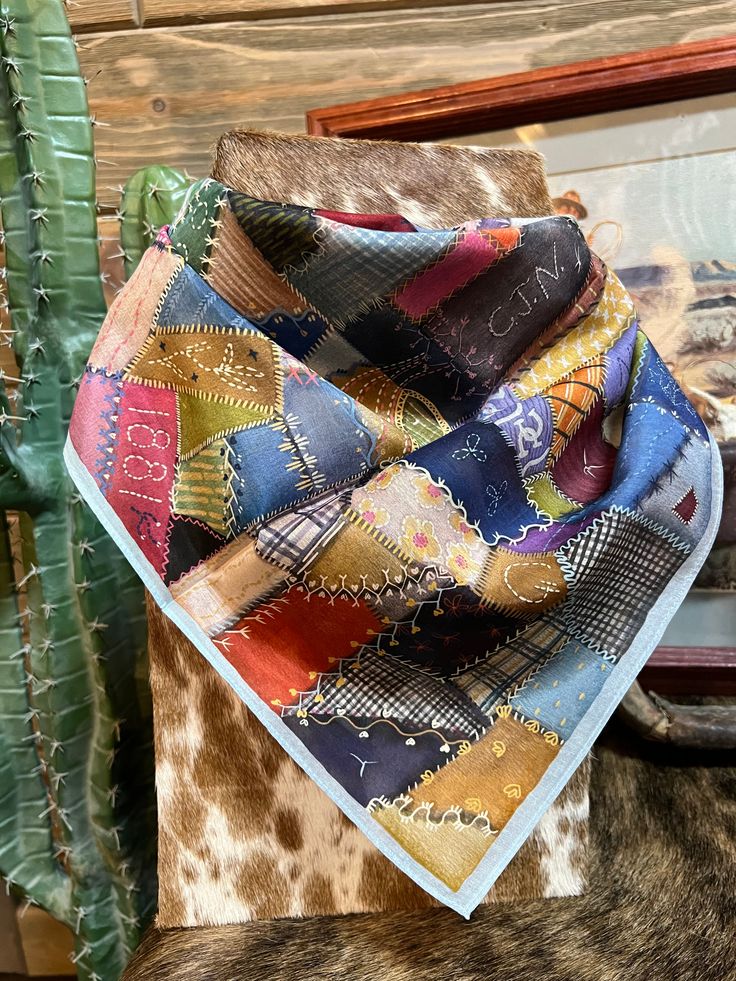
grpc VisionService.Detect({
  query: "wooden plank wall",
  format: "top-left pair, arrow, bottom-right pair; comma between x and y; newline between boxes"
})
72,0 -> 736,208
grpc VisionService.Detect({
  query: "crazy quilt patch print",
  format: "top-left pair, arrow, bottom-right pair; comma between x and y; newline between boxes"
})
65,178 -> 722,915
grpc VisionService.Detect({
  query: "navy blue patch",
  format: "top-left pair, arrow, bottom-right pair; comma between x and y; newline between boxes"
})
282,714 -> 474,807
409,421 -> 544,543
255,308 -> 331,361
386,587 -> 520,679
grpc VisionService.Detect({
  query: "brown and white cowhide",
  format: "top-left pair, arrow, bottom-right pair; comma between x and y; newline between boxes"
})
151,130 -> 590,928
125,717 -> 736,981
210,128 -> 553,223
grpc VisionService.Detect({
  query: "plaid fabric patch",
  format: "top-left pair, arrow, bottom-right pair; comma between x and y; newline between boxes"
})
229,191 -> 323,272
288,222 -> 455,327
454,617 -> 568,716
557,507 -> 690,659
255,489 -> 349,571
295,650 -> 488,738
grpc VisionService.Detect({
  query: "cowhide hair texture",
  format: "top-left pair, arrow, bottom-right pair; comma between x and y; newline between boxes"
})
149,129 -> 591,931
124,716 -> 736,981
211,128 -> 554,224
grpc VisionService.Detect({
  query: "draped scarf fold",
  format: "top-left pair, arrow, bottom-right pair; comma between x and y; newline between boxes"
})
65,178 -> 722,915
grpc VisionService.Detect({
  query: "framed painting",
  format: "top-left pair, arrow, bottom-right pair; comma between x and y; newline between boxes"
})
306,37 -> 736,692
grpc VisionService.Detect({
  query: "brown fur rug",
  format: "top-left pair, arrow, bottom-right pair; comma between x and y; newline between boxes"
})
123,720 -> 736,981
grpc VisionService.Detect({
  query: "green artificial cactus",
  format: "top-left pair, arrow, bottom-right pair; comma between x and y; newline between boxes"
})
119,165 -> 191,279
0,3 -> 187,978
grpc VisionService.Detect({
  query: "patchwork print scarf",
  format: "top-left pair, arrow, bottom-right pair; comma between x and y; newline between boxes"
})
65,178 -> 722,916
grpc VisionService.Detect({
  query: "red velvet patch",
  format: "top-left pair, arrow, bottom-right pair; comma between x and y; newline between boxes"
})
315,209 -> 417,232
215,585 -> 383,709
394,228 -> 519,320
673,487 -> 698,525
552,400 -> 616,505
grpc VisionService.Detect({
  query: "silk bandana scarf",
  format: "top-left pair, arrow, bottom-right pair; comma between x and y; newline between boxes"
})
65,178 -> 722,915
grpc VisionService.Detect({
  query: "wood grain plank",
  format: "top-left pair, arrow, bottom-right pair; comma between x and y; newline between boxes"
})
0,890 -> 25,975
641,648 -> 736,696
79,0 -> 736,207
67,0 -> 139,32
17,907 -> 75,976
140,0 -> 513,29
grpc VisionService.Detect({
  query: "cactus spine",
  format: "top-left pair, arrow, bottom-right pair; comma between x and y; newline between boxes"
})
0,2 -> 162,977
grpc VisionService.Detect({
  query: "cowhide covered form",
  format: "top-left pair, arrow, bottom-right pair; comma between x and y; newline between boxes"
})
150,130 -> 591,927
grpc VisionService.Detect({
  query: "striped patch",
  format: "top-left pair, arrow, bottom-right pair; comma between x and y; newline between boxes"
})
545,362 -> 605,459
173,441 -> 231,534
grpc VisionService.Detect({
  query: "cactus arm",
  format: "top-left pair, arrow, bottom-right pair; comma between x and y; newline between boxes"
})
0,2 -> 154,978
119,165 -> 190,278
22,506 -> 140,975
0,381 -> 47,511
0,5 -> 76,920
0,17 -> 46,510
0,511 -> 73,917
0,1 -> 104,368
